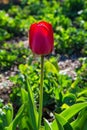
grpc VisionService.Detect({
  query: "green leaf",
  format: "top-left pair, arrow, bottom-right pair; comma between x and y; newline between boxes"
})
62,93 -> 76,106
77,90 -> 87,97
21,88 -> 38,130
51,120 -> 59,130
25,76 -> 38,130
76,97 -> 87,102
44,119 -> 52,130
55,114 -> 73,130
19,116 -> 30,130
49,57 -> 59,71
3,104 -> 13,126
21,88 -> 28,104
44,61 -> 58,74
55,114 -> 64,130
60,102 -> 87,121
5,104 -> 25,130
71,109 -> 87,130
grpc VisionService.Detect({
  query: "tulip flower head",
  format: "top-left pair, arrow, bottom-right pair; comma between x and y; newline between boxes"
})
29,21 -> 54,55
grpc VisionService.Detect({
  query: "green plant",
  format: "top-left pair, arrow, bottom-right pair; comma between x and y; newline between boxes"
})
0,1 -> 87,129
62,0 -> 85,19
1,56 -> 87,130
0,42 -> 30,71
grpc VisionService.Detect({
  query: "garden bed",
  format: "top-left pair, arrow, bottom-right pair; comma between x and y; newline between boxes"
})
0,0 -> 87,129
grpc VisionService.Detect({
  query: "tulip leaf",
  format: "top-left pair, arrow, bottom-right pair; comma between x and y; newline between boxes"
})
25,75 -> 38,130
55,114 -> 73,130
5,104 -> 25,130
71,109 -> 87,130
51,120 -> 59,130
44,119 -> 52,130
76,97 -> 87,102
60,102 -> 87,121
55,114 -> 64,130
19,116 -> 31,130
3,104 -> 13,126
77,90 -> 87,97
21,88 -> 28,104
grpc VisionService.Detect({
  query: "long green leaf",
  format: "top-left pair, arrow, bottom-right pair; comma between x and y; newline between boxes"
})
3,104 -> 13,126
21,88 -> 28,104
44,119 -> 52,130
19,116 -> 31,130
26,76 -> 38,130
51,120 -> 59,130
21,88 -> 34,129
55,114 -> 73,130
60,102 -> 87,121
5,104 -> 25,130
71,109 -> 87,130
55,114 -> 64,130
78,90 -> 87,97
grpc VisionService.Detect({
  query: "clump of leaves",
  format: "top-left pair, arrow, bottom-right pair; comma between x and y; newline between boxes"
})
0,42 -> 30,71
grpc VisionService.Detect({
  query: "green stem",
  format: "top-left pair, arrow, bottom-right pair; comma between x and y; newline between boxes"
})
38,55 -> 44,130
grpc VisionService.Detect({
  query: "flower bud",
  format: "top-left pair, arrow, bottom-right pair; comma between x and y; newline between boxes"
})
29,21 -> 54,55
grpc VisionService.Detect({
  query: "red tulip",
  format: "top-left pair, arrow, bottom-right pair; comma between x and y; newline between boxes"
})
29,21 -> 54,55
